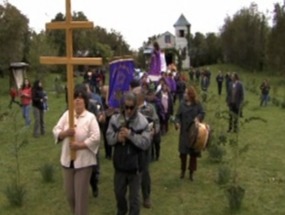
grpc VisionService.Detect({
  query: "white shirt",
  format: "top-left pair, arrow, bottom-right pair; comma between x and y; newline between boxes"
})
53,110 -> 100,169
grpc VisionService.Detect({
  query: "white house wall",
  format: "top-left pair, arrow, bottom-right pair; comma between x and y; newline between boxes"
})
157,33 -> 176,50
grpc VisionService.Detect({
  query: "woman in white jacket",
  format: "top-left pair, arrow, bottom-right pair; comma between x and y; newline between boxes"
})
53,88 -> 100,215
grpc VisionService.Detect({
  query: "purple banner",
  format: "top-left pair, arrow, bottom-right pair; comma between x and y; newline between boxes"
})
148,50 -> 161,76
108,59 -> 134,108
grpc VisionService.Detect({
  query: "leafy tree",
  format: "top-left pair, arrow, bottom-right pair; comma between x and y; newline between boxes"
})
46,12 -> 66,56
27,31 -> 58,78
205,33 -> 222,65
267,2 -> 285,74
190,32 -> 207,67
220,3 -> 269,71
47,12 -> 132,63
0,2 -> 29,71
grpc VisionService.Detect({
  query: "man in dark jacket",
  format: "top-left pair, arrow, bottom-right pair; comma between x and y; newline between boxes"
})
216,71 -> 224,96
226,73 -> 244,133
107,92 -> 151,215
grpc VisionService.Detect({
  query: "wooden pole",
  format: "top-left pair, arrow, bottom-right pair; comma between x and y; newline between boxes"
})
65,0 -> 76,160
40,0 -> 102,161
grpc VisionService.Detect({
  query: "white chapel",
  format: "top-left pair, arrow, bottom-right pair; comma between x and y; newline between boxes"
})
155,14 -> 191,69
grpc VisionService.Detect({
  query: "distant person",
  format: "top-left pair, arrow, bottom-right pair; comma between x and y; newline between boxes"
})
188,68 -> 195,81
260,79 -> 270,107
216,71 -> 224,96
175,74 -> 187,103
195,68 -> 201,83
32,80 -> 46,137
204,67 -> 212,84
145,86 -> 163,161
156,78 -> 173,135
19,79 -> 32,126
226,73 -> 244,133
225,72 -> 232,95
200,71 -> 210,92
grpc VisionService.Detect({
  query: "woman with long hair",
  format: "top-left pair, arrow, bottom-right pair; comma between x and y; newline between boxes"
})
175,86 -> 205,181
32,80 -> 46,137
156,78 -> 173,135
20,78 -> 32,126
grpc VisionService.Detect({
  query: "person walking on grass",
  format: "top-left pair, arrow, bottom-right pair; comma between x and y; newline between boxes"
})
260,79 -> 270,107
107,92 -> 152,215
216,71 -> 224,96
19,78 -> 32,126
226,73 -> 244,133
53,88 -> 100,215
32,80 -> 47,137
175,86 -> 205,181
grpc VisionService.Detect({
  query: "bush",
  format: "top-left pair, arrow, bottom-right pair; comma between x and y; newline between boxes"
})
281,100 -> 285,109
217,165 -> 231,185
207,143 -> 225,163
40,163 -> 55,183
3,182 -> 26,207
226,185 -> 245,212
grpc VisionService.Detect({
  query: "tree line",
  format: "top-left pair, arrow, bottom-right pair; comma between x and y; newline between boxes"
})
0,2 -> 131,75
138,3 -> 285,74
1,2 -> 285,75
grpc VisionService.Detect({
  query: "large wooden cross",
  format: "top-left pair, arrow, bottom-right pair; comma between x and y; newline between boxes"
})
40,0 -> 102,160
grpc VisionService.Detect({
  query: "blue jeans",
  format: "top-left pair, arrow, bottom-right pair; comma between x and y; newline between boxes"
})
260,94 -> 269,106
22,105 -> 31,126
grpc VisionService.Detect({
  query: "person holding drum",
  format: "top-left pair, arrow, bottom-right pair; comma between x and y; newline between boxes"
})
175,86 -> 205,181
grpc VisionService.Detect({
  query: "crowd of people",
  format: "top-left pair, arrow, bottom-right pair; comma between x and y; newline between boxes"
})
53,65 -> 270,215
8,78 -> 48,137
7,60 -> 271,215
50,65 -> 206,215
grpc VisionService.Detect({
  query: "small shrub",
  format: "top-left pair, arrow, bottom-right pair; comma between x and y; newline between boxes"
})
4,182 -> 26,207
40,163 -> 55,183
3,110 -> 29,207
281,101 -> 285,109
207,143 -> 225,163
201,92 -> 207,102
54,76 -> 64,97
226,185 -> 245,212
217,165 -> 231,185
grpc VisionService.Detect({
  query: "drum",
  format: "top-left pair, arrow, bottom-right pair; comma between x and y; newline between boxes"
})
188,122 -> 210,151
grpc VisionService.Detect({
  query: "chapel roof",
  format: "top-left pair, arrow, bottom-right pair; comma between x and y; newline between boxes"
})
173,14 -> 191,27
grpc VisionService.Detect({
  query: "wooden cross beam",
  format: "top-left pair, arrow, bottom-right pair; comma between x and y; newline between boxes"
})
40,0 -> 102,161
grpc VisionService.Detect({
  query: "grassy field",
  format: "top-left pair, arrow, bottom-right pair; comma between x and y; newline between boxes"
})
0,65 -> 285,215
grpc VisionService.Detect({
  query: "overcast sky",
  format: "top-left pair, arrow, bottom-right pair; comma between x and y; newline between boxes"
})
1,0 -> 282,50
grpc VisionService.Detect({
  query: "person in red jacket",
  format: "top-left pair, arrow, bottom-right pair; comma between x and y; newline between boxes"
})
20,79 -> 32,126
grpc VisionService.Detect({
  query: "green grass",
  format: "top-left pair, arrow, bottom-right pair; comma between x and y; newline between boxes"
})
0,65 -> 285,214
